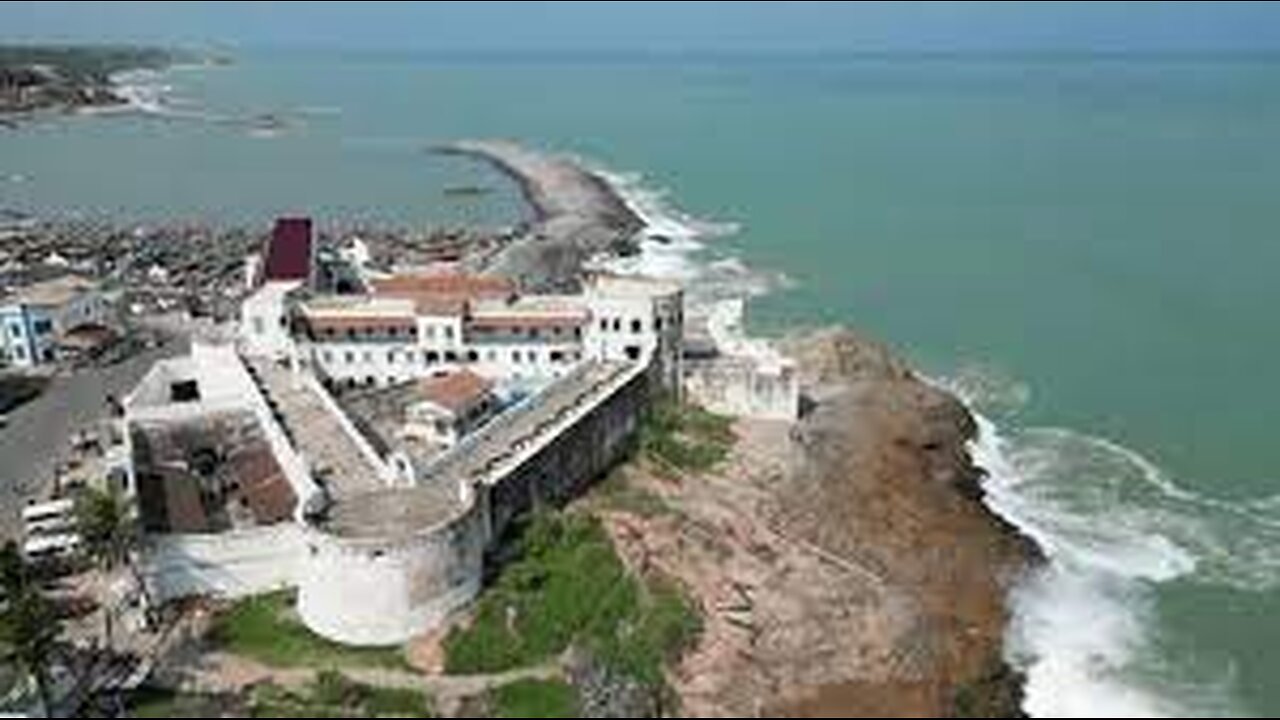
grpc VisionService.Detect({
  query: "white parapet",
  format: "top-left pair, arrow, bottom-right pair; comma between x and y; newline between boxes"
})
685,298 -> 799,422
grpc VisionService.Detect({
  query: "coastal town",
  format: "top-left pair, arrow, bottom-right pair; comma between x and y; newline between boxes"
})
0,132 -> 1030,718
0,38 -> 1033,720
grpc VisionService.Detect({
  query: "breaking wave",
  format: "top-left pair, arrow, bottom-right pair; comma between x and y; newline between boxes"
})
583,160 -> 791,309
951,369 -> 1279,718
546,154 -> 1274,718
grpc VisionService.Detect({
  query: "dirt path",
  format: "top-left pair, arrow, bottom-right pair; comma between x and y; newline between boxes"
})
160,650 -> 562,716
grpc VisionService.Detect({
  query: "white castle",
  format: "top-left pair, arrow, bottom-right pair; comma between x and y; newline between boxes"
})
113,218 -> 795,646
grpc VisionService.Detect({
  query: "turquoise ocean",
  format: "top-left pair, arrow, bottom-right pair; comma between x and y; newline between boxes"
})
3,49 -> 1279,717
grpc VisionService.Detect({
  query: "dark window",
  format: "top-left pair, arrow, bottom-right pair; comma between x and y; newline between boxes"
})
425,351 -> 440,364
631,319 -> 643,334
346,328 -> 356,340
169,380 -> 201,403
467,350 -> 479,363
550,350 -> 564,363
444,350 -> 458,363
612,319 -> 621,332
599,319 -> 608,332
625,345 -> 642,361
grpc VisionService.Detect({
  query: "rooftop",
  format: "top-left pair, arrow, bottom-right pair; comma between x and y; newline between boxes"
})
320,485 -> 464,540
586,272 -> 682,299
299,294 -> 417,318
419,369 -> 494,414
371,270 -> 513,316
3,273 -> 97,307
371,270 -> 514,302
469,294 -> 588,325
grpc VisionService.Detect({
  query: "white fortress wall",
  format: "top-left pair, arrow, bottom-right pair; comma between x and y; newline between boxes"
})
141,523 -> 307,602
296,500 -> 489,647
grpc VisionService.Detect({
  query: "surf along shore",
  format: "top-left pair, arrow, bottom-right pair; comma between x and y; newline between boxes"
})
446,139 -> 1039,716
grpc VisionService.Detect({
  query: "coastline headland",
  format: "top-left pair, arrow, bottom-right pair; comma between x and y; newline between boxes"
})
436,140 -> 646,291
448,140 -> 1037,715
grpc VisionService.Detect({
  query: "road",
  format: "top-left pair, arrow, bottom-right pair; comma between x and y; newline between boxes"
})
0,341 -> 181,540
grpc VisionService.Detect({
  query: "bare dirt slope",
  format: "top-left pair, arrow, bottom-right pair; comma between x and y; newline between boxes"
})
597,327 -> 1033,717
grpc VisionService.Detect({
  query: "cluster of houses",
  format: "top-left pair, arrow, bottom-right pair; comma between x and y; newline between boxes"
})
0,273 -> 117,369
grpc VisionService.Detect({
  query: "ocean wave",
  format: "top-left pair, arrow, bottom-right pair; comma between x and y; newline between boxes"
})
580,155 -> 1272,717
966,400 -> 1278,717
580,159 -> 797,311
105,67 -> 219,121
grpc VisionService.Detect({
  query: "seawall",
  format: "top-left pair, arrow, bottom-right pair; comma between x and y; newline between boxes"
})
437,139 -> 645,291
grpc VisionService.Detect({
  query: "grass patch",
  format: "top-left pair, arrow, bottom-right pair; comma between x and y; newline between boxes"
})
490,678 -> 579,718
639,397 -> 735,474
249,671 -> 434,718
443,513 -> 701,691
210,591 -> 407,670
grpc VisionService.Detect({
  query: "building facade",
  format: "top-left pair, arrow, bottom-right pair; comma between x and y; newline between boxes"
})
241,266 -> 684,398
0,275 -> 115,368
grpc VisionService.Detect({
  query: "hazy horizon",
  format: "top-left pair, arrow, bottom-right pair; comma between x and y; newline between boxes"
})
4,1 -> 1280,55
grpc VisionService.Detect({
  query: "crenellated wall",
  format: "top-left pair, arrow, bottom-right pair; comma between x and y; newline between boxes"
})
295,361 -> 649,646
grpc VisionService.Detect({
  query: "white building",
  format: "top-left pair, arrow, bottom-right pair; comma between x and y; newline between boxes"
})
243,267 -> 684,397
402,370 -> 498,448
0,275 -> 116,367
684,299 -> 800,422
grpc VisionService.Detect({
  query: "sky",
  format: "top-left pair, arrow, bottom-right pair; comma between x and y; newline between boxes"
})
3,1 -> 1280,54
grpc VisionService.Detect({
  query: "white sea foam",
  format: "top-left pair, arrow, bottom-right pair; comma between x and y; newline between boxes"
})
577,156 -> 1272,717
581,160 -> 795,312
961,387 -> 1277,717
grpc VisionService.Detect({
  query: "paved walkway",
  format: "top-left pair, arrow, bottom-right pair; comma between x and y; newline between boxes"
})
169,651 -> 562,715
426,360 -> 636,489
247,361 -> 385,500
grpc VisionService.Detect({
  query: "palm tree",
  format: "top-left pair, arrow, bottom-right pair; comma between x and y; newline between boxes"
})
74,486 -> 153,633
0,542 -> 61,719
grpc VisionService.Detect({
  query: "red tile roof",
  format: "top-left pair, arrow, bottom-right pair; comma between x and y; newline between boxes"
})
263,217 -> 314,282
227,446 -> 296,525
418,370 -> 494,415
371,272 -> 514,317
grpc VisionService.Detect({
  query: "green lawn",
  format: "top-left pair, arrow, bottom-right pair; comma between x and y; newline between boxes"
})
490,678 -> 579,718
443,513 -> 701,691
210,591 -> 407,670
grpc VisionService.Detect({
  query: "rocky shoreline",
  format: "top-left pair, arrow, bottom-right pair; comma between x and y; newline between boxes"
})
774,327 -> 1036,716
437,140 -> 646,291
0,45 -> 179,119
457,141 -> 1038,716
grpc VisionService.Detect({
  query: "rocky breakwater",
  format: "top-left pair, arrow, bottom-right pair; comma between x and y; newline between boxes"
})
437,140 -> 645,292
772,327 -> 1038,716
